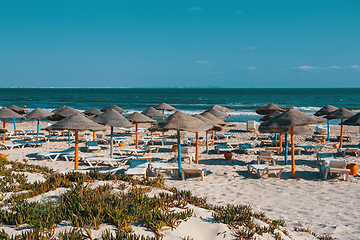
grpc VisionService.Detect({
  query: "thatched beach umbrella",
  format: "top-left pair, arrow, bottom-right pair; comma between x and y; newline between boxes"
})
0,108 -> 24,143
25,108 -> 53,136
47,113 -> 105,170
204,107 -> 230,120
259,111 -> 282,122
200,111 -> 227,146
341,112 -> 360,126
193,114 -> 222,154
212,105 -> 231,113
314,105 -> 338,141
154,102 -> 176,137
93,109 -> 133,158
101,104 -> 127,114
52,105 -> 67,114
261,109 -> 325,178
141,107 -> 165,118
326,108 -> 355,148
126,112 -> 156,149
255,103 -> 285,115
84,108 -> 102,116
0,128 -> 7,134
8,105 -> 27,114
149,111 -> 212,171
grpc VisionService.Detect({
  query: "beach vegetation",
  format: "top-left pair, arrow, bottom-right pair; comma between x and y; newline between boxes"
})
0,157 -> 330,239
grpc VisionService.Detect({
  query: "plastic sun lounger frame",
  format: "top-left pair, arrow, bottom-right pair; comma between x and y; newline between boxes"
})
257,155 -> 277,165
0,142 -> 24,150
85,156 -> 135,167
139,145 -> 160,153
215,145 -> 233,154
247,164 -> 284,178
149,163 -> 179,177
181,168 -> 206,181
37,148 -> 75,161
320,160 -> 350,181
295,144 -> 324,153
125,160 -> 149,178
337,148 -> 360,157
117,148 -> 147,156
13,140 -> 43,148
214,133 -> 233,140
58,167 -> 123,175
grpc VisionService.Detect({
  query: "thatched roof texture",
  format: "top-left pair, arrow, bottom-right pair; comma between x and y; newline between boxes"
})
326,107 -> 355,120
126,112 -> 156,123
0,108 -> 25,119
47,113 -> 105,131
92,109 -> 133,128
101,104 -> 127,114
25,108 -> 53,120
255,103 -> 285,115
154,102 -> 176,111
141,107 -> 165,118
314,105 -> 338,116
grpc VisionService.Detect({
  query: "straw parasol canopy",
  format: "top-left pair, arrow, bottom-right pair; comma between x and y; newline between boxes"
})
200,112 -> 227,126
150,111 -> 212,133
0,108 -> 25,143
126,112 -> 156,149
47,113 -> 105,170
83,108 -> 102,116
341,112 -> 360,126
261,109 -> 326,129
48,106 -> 82,121
212,104 -> 231,113
0,108 -> 25,119
141,107 -> 165,118
25,108 -> 53,120
93,109 -> 133,128
259,111 -> 282,122
325,107 -> 355,120
259,124 -> 313,135
193,114 -> 222,131
204,107 -> 230,120
52,105 -> 67,113
8,105 -> 27,114
101,104 -> 127,114
314,105 -> 338,116
25,108 -> 53,136
93,109 -> 133,157
255,103 -> 285,115
154,102 -> 176,111
47,113 -> 105,132
0,128 -> 8,134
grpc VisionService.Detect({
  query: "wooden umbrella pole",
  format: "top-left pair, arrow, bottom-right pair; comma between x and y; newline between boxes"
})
211,130 -> 214,146
162,110 -> 165,137
75,131 -> 79,170
2,118 -> 5,143
340,118 -> 344,148
291,126 -> 295,178
195,132 -> 199,164
135,122 -> 138,149
279,133 -> 282,154
206,131 -> 209,154
93,131 -> 96,140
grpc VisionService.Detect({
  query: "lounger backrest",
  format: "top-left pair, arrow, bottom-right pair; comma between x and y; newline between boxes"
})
86,141 -> 98,146
260,151 -> 272,156
329,160 -> 346,169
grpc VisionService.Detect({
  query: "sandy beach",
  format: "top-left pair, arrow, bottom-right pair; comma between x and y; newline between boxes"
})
1,120 -> 360,239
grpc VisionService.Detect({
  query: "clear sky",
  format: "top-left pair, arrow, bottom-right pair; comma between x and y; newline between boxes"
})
0,1 -> 359,88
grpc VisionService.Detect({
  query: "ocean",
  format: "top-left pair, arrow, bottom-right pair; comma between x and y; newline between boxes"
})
1,88 -> 359,125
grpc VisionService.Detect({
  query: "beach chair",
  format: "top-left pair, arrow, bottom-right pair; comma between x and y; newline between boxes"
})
58,167 -> 124,175
265,147 -> 281,155
85,156 -> 134,167
149,163 -> 178,177
257,151 -> 278,165
337,147 -> 360,157
247,164 -> 284,178
320,160 -> 350,181
86,141 -> 101,152
181,168 -> 206,181
12,140 -> 43,148
214,133 -> 233,140
37,147 -> 75,161
174,147 -> 195,163
139,145 -> 160,153
316,153 -> 335,165
125,160 -> 149,178
0,142 -> 24,150
246,120 -> 257,132
117,148 -> 147,156
215,144 -> 233,154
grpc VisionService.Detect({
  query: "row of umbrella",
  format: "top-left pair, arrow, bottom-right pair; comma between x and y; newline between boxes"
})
256,103 -> 360,178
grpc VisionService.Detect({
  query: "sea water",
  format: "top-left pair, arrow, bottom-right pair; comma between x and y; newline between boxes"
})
1,88 -> 359,125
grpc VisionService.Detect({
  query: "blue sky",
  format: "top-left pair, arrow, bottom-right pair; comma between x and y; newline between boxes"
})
0,1 -> 359,88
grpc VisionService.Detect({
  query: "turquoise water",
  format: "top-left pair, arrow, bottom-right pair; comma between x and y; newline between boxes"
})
1,88 -> 359,123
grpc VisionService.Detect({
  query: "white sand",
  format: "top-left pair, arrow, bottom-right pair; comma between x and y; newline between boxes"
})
1,121 -> 360,239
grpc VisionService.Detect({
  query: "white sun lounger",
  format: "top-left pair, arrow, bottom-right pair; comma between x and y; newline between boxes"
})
37,148 -> 75,161
125,160 -> 149,178
215,144 -> 233,154
58,167 -> 124,175
117,148 -> 146,156
0,142 -> 25,150
247,164 -> 284,178
86,141 -> 101,152
320,160 -> 350,181
85,156 -> 135,167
